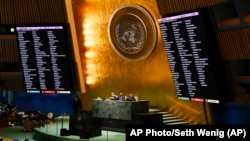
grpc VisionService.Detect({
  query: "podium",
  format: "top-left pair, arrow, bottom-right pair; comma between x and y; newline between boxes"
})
60,115 -> 70,136
69,110 -> 102,139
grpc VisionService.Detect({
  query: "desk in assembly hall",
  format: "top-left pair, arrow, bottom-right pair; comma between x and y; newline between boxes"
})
91,99 -> 162,132
92,99 -> 149,120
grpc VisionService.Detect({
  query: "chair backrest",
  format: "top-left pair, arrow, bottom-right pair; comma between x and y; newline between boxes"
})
22,118 -> 32,132
10,110 -> 17,123
134,96 -> 138,101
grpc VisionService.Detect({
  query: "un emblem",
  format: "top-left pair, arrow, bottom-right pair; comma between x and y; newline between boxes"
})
108,4 -> 157,61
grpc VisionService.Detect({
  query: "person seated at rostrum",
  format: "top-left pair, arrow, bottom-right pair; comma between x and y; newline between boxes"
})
126,93 -> 136,101
118,92 -> 125,101
109,92 -> 118,100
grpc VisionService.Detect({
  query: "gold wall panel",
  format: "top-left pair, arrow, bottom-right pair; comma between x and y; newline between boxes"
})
73,0 -> 211,124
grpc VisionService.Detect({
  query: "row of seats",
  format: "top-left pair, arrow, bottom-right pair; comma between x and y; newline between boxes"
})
22,112 -> 54,132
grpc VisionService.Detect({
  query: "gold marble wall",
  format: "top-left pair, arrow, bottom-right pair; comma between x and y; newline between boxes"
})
72,0 -> 210,124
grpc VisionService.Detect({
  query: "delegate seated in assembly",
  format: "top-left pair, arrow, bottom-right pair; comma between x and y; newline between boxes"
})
0,104 -> 11,118
109,92 -> 118,100
126,93 -> 136,101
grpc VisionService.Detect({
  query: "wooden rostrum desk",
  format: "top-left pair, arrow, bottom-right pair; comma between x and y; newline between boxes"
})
92,99 -> 162,132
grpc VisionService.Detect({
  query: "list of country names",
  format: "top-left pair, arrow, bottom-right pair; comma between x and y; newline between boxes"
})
158,12 -> 209,98
16,26 -> 71,93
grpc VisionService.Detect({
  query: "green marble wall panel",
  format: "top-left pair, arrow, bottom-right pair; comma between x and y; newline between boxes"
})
92,100 -> 149,120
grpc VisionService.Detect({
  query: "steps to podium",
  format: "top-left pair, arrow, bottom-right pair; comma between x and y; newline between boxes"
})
149,108 -> 189,125
91,107 -> 189,133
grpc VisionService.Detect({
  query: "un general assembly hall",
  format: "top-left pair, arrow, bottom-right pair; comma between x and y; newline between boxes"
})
0,0 -> 250,140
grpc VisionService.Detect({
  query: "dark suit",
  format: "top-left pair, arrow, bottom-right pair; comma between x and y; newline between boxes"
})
126,96 -> 136,101
72,97 -> 82,116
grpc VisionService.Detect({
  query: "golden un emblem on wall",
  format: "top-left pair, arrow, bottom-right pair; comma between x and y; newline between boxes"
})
108,4 -> 157,61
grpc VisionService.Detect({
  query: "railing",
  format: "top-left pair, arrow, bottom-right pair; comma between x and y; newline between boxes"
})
165,96 -> 206,124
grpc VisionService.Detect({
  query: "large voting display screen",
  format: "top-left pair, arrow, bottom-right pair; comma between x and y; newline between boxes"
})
158,8 -> 230,103
16,24 -> 77,94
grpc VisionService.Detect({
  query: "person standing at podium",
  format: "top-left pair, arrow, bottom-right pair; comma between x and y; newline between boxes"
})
72,96 -> 82,116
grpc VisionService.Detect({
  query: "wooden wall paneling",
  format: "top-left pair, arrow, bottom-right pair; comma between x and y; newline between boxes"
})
156,0 -> 227,17
5,42 -> 10,62
26,0 -> 40,23
238,29 -> 247,59
9,41 -> 19,62
161,0 -> 168,14
0,74 -> 24,91
172,0 -> 178,12
0,2 -> 4,23
234,30 -> 243,59
0,41 -> 18,62
226,31 -> 237,59
17,75 -> 25,91
177,0 -> 185,11
242,28 -> 250,58
3,0 -> 13,23
232,29 -> 250,59
13,0 -> 24,23
217,28 -> 250,104
234,84 -> 250,104
181,0 -> 189,10
0,42 -> 4,61
183,0 -> 191,10
195,0 -> 206,7
4,42 -> 10,61
1,75 -> 12,91
6,42 -> 11,62
188,0 -> 198,10
239,29 -> 249,59
156,0 -> 165,16
54,0 -> 68,22
201,0 -> 211,8
217,32 -> 228,59
229,30 -> 241,59
0,0 -> 71,24
3,42 -> 8,61
36,0 -> 67,23
195,0 -> 226,8
39,0 -> 51,22
183,0 -> 191,9
13,42 -> 19,61
4,42 -> 10,62
228,30 -> 238,59
46,0 -> 60,22
226,31 -> 236,59
52,0 -> 62,22
168,0 -> 175,12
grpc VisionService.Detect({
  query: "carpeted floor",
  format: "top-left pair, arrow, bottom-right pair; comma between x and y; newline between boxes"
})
0,125 -> 35,141
0,116 -> 126,141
